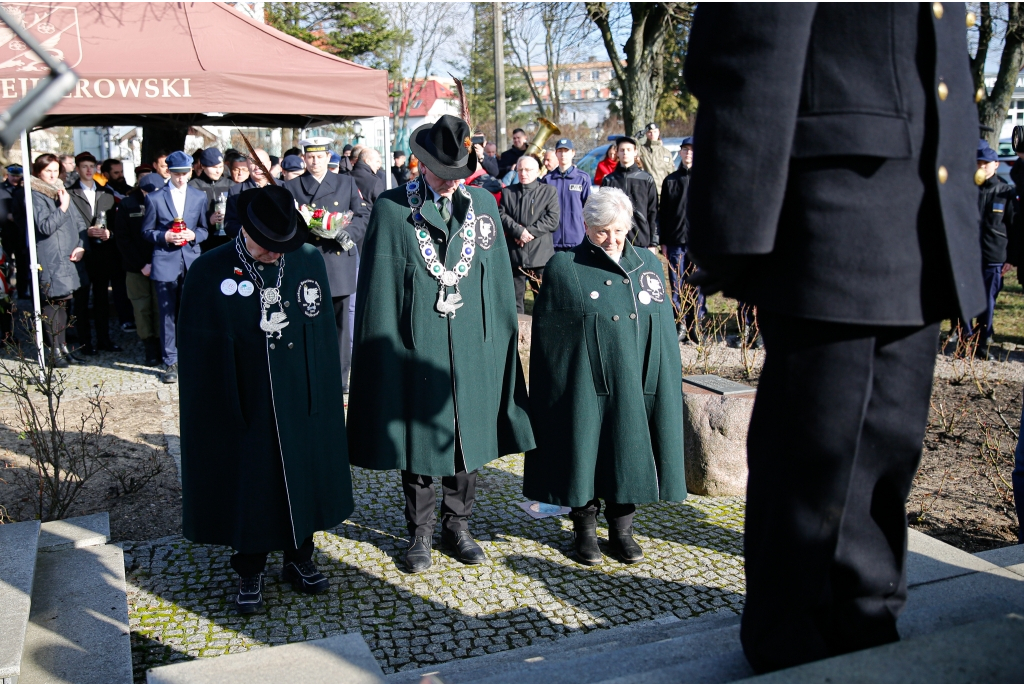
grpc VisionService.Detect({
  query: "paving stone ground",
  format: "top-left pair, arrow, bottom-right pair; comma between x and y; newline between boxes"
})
122,459 -> 746,681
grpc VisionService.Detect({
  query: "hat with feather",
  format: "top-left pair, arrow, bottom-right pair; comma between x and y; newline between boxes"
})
409,76 -> 478,181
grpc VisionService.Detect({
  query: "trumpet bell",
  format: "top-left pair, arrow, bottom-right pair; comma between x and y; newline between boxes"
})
524,118 -> 561,160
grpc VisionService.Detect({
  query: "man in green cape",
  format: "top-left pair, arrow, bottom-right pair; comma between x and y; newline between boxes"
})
178,185 -> 354,613
348,115 -> 535,573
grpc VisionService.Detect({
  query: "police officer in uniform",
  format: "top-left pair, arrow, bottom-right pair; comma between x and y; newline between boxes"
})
189,148 -> 233,252
282,138 -> 369,392
347,115 -> 535,572
685,3 -> 986,672
177,185 -> 354,613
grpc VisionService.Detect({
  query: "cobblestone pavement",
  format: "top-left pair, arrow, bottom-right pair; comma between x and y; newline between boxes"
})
123,457 -> 745,682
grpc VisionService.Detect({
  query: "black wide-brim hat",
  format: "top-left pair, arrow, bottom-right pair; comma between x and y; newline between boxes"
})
409,114 -> 479,180
237,185 -> 308,253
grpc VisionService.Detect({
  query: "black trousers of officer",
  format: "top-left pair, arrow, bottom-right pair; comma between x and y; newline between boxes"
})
401,439 -> 476,538
230,535 -> 314,578
570,500 -> 636,528
741,309 -> 939,673
332,295 -> 352,392
512,265 -> 544,315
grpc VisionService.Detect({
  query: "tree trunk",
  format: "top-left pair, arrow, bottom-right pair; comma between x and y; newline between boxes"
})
973,3 -> 1024,148
140,123 -> 188,166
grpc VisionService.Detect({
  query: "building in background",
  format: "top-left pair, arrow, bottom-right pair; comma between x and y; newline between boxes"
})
391,77 -> 458,154
517,57 -> 619,128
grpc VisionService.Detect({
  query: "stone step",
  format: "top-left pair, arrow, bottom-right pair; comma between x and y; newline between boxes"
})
738,614 -> 1024,683
146,632 -> 386,684
17,513 -> 133,684
0,520 -> 41,685
388,609 -> 743,684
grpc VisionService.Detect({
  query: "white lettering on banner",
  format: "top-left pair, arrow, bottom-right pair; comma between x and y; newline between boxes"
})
182,78 -> 191,97
19,78 -> 40,97
144,78 -> 159,97
74,79 -> 92,98
162,78 -> 180,97
1,79 -> 15,99
117,79 -> 140,97
93,78 -> 114,98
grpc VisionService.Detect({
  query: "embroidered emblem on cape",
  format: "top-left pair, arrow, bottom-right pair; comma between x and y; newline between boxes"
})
298,279 -> 322,318
639,271 -> 665,304
476,214 -> 496,250
237,281 -> 255,297
220,279 -> 237,296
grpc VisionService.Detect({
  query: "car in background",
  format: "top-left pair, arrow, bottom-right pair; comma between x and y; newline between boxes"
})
997,137 -> 1017,186
576,135 -> 690,182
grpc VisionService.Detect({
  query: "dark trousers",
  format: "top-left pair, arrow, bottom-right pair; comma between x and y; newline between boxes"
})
15,247 -> 29,298
41,297 -> 70,350
332,295 -> 352,392
570,499 -> 636,528
1013,391 -> 1024,543
401,468 -> 477,538
513,265 -> 544,315
111,265 -> 133,326
70,283 -> 90,347
956,263 -> 1003,340
230,535 -> 315,577
155,276 -> 184,366
663,245 -> 706,330
84,252 -> 118,345
742,310 -> 939,673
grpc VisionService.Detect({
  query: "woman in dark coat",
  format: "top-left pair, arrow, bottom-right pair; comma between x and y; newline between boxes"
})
24,154 -> 86,367
524,186 -> 686,565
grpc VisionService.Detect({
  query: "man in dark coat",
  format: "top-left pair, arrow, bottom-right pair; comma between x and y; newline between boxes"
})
499,154 -> 560,314
348,115 -> 535,573
685,3 -> 986,672
524,186 -> 685,565
141,151 -> 208,383
67,152 -> 122,354
283,137 -> 369,392
178,185 -> 353,614
498,128 -> 528,178
659,137 -> 705,342
600,137 -> 659,249
349,148 -> 386,206
188,148 -> 233,252
112,174 -> 162,366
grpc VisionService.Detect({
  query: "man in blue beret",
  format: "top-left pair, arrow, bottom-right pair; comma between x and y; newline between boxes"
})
189,147 -> 233,252
142,150 -> 209,383
280,155 -> 304,182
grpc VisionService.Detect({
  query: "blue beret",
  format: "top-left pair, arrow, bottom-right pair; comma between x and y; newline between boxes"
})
6,165 -> 22,174
138,173 -> 164,192
199,148 -> 223,167
328,152 -> 341,167
281,155 -> 303,171
165,151 -> 192,172
680,136 -> 694,146
555,138 -> 573,150
978,145 -> 999,163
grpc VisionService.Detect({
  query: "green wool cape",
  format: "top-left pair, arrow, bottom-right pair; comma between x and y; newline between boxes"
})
178,242 -> 354,553
523,240 -> 687,506
347,182 -> 535,476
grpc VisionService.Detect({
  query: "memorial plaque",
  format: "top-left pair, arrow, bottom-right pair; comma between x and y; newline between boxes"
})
682,374 -> 755,396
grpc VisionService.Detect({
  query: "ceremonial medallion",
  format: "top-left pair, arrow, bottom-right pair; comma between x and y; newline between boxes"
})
238,281 -> 255,297
263,287 -> 281,305
297,279 -> 322,317
639,271 -> 665,303
476,215 -> 496,250
220,279 -> 238,296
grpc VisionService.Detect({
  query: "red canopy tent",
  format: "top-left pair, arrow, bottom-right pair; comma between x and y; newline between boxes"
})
0,1 -> 390,127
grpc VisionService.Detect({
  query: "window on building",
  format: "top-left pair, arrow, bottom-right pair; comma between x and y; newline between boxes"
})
592,70 -> 600,80
576,72 -> 582,81
1018,112 -> 1024,122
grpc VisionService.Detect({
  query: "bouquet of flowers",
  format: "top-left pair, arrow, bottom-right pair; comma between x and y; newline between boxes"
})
297,204 -> 355,251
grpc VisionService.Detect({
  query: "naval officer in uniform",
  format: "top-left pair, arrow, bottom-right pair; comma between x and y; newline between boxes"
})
524,187 -> 686,565
283,137 -> 369,392
347,115 -> 535,572
685,3 -> 986,672
177,185 -> 354,614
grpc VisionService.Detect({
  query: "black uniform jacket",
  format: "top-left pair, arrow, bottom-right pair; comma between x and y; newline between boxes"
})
283,171 -> 369,298
112,190 -> 152,273
349,161 -> 385,207
685,2 -> 985,325
499,180 -> 560,269
659,166 -> 690,247
68,180 -> 119,267
600,164 -> 659,248
178,242 -> 354,553
978,175 -> 1016,265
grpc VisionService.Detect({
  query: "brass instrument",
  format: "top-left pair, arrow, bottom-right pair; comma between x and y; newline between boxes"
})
524,117 -> 561,160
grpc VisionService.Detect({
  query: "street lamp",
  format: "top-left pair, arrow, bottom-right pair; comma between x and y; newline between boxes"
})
353,121 -> 363,144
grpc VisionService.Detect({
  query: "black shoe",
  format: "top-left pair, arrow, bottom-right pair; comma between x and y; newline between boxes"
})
235,573 -> 264,614
162,363 -> 178,384
143,338 -> 161,367
442,529 -> 486,565
570,514 -> 602,565
60,344 -> 85,364
404,535 -> 433,573
608,526 -> 644,564
96,340 -> 122,352
121,322 -> 136,333
281,560 -> 329,594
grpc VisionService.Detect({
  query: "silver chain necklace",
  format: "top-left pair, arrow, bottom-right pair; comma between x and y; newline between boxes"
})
406,180 -> 477,318
235,234 -> 289,339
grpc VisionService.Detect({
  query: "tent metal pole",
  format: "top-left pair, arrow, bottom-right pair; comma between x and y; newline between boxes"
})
382,115 -> 392,190
20,129 -> 46,375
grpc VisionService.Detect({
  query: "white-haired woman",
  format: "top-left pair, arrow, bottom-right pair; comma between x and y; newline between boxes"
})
523,186 -> 686,565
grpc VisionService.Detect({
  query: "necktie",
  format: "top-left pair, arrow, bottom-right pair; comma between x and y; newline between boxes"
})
437,197 -> 451,223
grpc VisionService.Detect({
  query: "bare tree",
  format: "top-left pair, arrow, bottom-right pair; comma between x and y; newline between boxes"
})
969,3 -> 1024,147
380,2 -> 464,144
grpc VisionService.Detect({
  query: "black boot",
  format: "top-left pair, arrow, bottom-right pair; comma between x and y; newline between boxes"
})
570,511 -> 603,565
143,337 -> 161,366
61,344 -> 85,364
235,573 -> 264,614
608,525 -> 644,564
